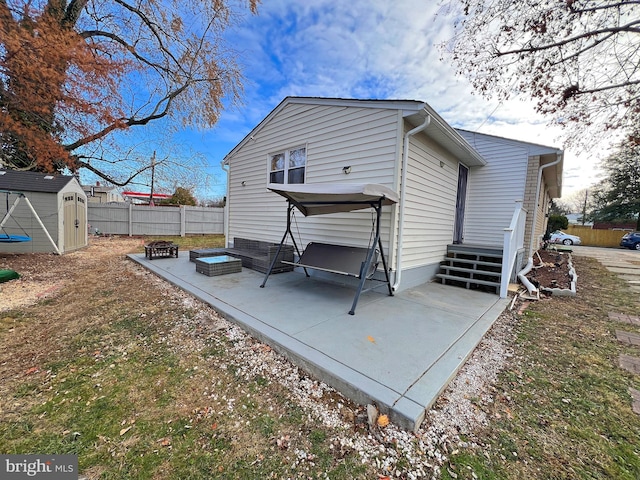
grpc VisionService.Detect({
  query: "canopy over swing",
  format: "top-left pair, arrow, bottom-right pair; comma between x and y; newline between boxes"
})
260,183 -> 399,315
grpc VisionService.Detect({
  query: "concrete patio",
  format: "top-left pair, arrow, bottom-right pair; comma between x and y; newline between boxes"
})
128,252 -> 509,431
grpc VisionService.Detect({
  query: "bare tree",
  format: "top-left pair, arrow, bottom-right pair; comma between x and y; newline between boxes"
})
0,0 -> 259,185
441,1 -> 640,148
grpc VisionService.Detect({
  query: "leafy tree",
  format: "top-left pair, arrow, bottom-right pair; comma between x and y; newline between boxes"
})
0,0 -> 259,185
442,1 -> 640,147
547,214 -> 569,233
589,143 -> 640,229
201,196 -> 226,207
169,186 -> 197,206
548,199 -> 569,216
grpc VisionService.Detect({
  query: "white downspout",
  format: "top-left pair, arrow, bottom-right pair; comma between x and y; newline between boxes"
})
221,160 -> 230,248
518,152 -> 562,297
392,112 -> 431,291
528,152 -> 562,258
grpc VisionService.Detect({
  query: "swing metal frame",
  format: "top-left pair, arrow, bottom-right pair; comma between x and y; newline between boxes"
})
260,183 -> 398,315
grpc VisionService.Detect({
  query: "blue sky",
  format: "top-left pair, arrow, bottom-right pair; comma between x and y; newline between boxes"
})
176,0 -> 600,201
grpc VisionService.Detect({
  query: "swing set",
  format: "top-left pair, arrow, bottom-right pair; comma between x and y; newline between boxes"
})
0,190 -> 61,254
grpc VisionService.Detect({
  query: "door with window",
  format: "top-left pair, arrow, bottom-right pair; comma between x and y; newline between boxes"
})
453,164 -> 468,244
63,193 -> 87,251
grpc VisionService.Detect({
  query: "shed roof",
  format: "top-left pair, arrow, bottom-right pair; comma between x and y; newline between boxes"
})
0,169 -> 77,194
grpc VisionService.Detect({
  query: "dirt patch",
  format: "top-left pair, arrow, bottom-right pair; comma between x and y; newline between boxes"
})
525,249 -> 573,291
0,237 -> 145,312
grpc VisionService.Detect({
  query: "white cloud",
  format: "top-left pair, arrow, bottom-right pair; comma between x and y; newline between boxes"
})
207,0 -> 608,198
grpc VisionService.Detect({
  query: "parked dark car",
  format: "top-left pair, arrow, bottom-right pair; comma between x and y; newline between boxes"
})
620,231 -> 640,250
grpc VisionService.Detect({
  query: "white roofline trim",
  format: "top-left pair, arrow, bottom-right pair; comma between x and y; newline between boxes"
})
223,97 -> 487,167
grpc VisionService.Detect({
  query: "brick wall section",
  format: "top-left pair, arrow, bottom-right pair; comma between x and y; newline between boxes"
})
522,155 -> 540,255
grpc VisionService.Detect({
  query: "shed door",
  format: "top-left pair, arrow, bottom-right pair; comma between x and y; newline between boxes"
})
453,164 -> 469,244
64,193 -> 86,251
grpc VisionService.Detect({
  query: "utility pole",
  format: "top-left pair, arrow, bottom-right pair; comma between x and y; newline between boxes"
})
149,151 -> 156,206
580,189 -> 588,225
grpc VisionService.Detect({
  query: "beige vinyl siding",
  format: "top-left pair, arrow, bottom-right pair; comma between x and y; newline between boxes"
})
457,131 -> 529,247
226,103 -> 400,252
400,130 -> 459,268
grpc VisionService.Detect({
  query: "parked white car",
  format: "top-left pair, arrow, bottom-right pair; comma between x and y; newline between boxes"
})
549,230 -> 582,246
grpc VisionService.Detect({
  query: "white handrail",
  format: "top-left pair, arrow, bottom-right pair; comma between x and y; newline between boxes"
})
500,201 -> 527,298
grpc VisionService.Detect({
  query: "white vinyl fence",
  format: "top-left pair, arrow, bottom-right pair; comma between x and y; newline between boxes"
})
88,203 -> 224,236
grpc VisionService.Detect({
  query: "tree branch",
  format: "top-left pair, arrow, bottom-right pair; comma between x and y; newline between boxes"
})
112,0 -> 186,75
81,29 -> 173,75
63,0 -> 88,27
496,20 -> 640,57
568,1 -> 640,15
64,83 -> 190,151
74,155 -> 153,186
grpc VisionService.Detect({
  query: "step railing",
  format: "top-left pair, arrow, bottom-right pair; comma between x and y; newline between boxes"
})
500,200 -> 527,298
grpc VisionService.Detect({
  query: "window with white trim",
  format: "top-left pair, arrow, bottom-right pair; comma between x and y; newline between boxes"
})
269,146 -> 306,184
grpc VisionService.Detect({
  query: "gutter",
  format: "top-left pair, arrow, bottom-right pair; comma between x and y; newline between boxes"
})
221,160 -> 230,248
392,111 -> 431,291
518,152 -> 562,296
528,152 -> 562,258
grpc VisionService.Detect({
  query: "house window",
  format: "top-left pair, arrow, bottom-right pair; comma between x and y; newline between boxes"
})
269,146 -> 306,184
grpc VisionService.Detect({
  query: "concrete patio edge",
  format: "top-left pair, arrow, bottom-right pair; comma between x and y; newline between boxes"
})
128,254 -> 427,429
127,253 -> 509,431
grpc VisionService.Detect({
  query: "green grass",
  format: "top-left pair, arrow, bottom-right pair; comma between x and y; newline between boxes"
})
4,238 -> 638,479
0,238 -> 372,479
444,255 -> 640,480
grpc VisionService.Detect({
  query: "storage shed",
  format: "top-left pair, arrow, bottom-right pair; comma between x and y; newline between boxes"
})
0,170 -> 88,254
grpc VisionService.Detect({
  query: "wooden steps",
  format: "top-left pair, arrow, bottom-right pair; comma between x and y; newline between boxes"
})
436,245 -> 503,294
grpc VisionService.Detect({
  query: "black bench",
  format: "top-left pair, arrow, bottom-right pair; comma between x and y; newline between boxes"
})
225,237 -> 294,274
273,241 -> 389,315
281,242 -> 379,279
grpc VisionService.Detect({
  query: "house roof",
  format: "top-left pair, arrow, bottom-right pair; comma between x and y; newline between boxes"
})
456,129 -> 564,198
82,184 -> 118,194
223,97 -> 487,167
0,169 -> 77,194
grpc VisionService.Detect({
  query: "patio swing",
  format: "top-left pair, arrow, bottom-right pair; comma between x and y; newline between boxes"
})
0,190 -> 61,254
260,183 -> 399,315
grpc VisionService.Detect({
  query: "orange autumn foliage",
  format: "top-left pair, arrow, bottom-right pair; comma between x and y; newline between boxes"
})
1,5 -> 126,172
1,0 -> 260,184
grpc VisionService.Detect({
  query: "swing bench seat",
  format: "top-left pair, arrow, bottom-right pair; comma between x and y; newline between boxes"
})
282,242 -> 379,279
260,183 -> 399,315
